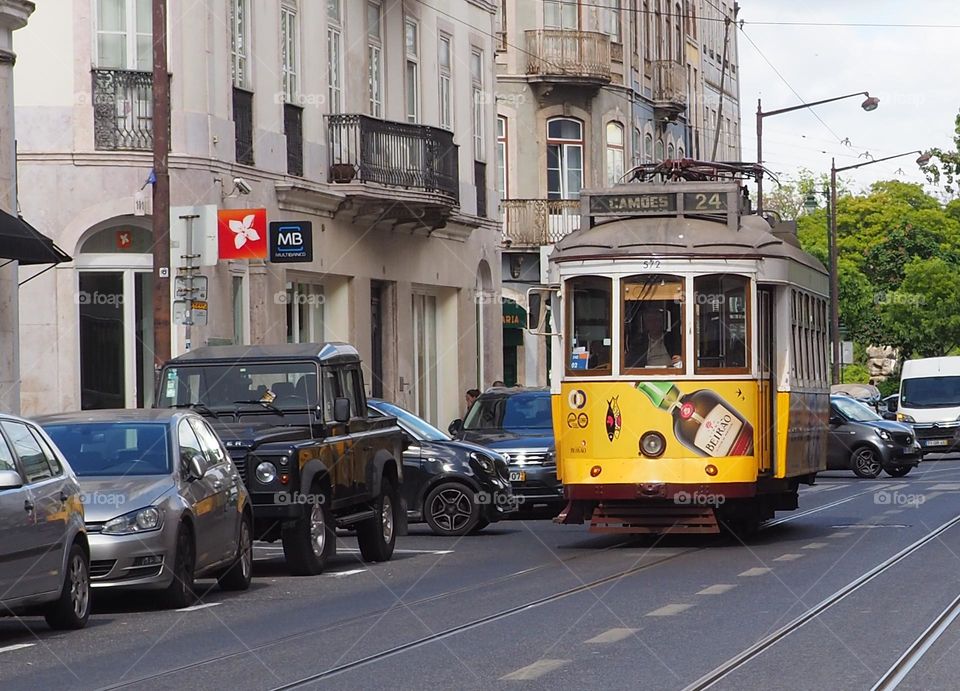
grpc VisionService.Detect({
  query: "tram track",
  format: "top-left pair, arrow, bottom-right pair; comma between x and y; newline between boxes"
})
98,480 -> 893,690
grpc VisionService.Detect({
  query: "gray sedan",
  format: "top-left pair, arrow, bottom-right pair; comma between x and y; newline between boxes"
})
40,409 -> 253,608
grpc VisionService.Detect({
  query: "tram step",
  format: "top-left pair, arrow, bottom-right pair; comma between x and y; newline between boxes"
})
589,504 -> 720,535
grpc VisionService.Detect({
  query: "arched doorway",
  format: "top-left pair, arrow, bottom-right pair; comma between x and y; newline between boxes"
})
76,223 -> 154,409
476,260 -> 494,388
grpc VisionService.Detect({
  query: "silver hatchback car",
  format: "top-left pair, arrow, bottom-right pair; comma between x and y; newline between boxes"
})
40,409 -> 253,609
0,413 -> 90,629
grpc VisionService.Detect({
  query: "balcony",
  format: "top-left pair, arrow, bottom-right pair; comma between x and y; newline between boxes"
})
92,69 -> 154,151
501,199 -> 581,247
652,60 -> 688,119
524,30 -> 612,86
325,114 -> 460,232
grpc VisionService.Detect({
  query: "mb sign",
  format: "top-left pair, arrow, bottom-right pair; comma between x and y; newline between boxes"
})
269,221 -> 313,263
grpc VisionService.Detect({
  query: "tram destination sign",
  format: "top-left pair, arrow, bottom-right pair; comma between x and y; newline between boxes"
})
589,191 -> 730,216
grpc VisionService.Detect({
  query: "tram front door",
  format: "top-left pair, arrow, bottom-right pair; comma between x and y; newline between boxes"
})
757,287 -> 775,474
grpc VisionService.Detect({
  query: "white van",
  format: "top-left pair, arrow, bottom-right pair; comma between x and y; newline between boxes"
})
896,356 -> 960,451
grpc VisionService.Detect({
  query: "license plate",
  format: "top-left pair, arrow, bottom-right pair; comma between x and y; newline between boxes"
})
925,439 -> 949,447
509,471 -> 526,482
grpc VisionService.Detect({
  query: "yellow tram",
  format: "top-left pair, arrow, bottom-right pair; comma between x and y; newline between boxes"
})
529,161 -> 830,534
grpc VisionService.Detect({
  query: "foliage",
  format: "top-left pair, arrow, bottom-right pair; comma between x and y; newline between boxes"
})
876,376 -> 900,398
922,111 -> 960,196
840,364 -> 871,384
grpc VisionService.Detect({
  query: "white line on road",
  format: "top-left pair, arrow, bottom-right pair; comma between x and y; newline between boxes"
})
584,628 -> 638,643
500,659 -> 569,680
773,554 -> 804,562
339,548 -> 454,555
738,567 -> 772,577
829,532 -> 853,538
176,603 -> 222,613
327,569 -> 367,578
0,644 -> 35,654
884,509 -> 904,515
647,603 -> 693,616
697,584 -> 736,595
802,542 -> 828,550
929,483 -> 960,491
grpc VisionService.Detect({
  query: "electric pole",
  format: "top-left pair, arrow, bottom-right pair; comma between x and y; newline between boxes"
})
152,0 -> 171,376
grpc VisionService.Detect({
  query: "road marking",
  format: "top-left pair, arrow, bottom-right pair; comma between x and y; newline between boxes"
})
584,628 -> 638,643
773,554 -> 804,562
0,644 -> 35,654
647,603 -> 693,616
929,484 -> 960,491
339,548 -> 454,555
500,659 -> 569,680
738,567 -> 772,577
802,542 -> 828,550
884,509 -> 904,515
697,584 -> 736,595
176,602 -> 222,613
829,531 -> 853,538
327,569 -> 367,578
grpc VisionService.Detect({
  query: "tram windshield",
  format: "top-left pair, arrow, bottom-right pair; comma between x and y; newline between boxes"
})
567,276 -> 612,373
623,275 -> 684,371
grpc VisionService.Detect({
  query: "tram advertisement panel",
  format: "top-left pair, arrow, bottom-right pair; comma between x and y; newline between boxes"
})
559,380 -> 759,463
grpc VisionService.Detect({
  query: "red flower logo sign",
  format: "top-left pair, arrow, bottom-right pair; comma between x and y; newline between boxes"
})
218,208 -> 267,260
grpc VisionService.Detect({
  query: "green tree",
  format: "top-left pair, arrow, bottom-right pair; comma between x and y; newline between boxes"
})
922,111 -> 960,196
880,257 -> 960,358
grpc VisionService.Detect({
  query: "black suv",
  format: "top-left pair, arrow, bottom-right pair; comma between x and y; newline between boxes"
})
454,388 -> 563,511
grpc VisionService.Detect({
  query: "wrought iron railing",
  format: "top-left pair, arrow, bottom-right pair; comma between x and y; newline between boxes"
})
284,103 -> 303,177
233,87 -> 255,166
92,69 -> 155,151
326,114 -> 459,201
652,60 -> 688,108
524,30 -> 611,81
501,199 -> 581,246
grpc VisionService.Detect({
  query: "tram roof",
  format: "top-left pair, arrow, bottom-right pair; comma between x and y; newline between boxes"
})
550,213 -> 828,275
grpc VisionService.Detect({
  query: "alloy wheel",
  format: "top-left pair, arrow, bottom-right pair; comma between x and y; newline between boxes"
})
310,502 -> 326,558
382,495 -> 394,543
69,553 -> 90,619
429,488 -> 473,533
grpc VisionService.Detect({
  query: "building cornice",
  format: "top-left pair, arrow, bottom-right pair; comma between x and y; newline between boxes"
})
0,0 -> 34,32
275,182 -> 345,218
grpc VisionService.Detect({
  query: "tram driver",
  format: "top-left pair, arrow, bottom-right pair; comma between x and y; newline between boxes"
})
626,306 -> 682,369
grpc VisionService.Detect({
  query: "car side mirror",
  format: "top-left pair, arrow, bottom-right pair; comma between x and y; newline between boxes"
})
0,469 -> 23,490
448,418 -> 463,436
185,453 -> 206,481
829,415 -> 842,426
333,397 -> 351,424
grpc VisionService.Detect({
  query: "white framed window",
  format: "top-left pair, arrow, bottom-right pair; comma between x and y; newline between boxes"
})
367,2 -> 383,118
286,283 -> 325,344
667,141 -> 675,160
327,0 -> 343,114
632,127 -> 641,164
471,48 -> 485,161
438,33 -> 453,129
606,122 -> 624,186
280,2 -> 299,103
497,116 -> 508,200
229,0 -> 250,88
96,0 -> 152,70
656,138 -> 664,161
544,0 -> 579,30
405,19 -> 420,123
644,132 -> 653,162
546,117 -> 583,200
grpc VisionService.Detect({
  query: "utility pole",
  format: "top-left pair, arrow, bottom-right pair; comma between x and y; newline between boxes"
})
152,0 -> 171,375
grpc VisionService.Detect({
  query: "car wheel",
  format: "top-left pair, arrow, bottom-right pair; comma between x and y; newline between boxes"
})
358,475 -> 399,562
851,447 -> 883,479
162,526 -> 197,609
885,466 -> 913,478
424,482 -> 480,537
218,514 -> 253,591
44,543 -> 90,630
282,485 -> 335,576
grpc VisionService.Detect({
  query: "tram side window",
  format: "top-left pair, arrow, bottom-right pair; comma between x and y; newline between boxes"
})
694,274 -> 749,373
567,276 -> 612,373
622,274 -> 684,371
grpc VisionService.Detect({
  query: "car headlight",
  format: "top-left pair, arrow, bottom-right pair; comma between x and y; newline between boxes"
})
876,429 -> 891,440
256,461 -> 277,484
897,413 -> 916,423
102,507 -> 162,535
471,453 -> 496,475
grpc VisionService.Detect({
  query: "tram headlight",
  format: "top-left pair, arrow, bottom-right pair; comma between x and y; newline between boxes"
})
639,431 -> 666,458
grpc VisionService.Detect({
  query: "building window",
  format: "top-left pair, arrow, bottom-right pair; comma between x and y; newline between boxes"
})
405,19 -> 420,123
632,127 -> 641,165
547,117 -> 583,200
367,2 -> 383,118
438,33 -> 453,129
675,3 -> 683,63
667,141 -> 675,160
655,138 -> 664,161
233,87 -> 254,165
327,0 -> 343,114
280,2 -> 299,103
606,122 -> 624,186
229,0 -> 250,88
607,0 -> 621,43
472,48 -> 485,161
644,132 -> 653,162
96,0 -> 152,70
496,0 -> 507,51
544,0 -> 579,30
286,283 -> 325,344
232,275 -> 246,345
497,116 -> 508,200
643,1 -> 651,60
678,144 -> 684,159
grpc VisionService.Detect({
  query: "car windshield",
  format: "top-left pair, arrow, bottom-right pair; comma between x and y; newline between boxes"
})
833,398 -> 881,422
43,423 -> 171,476
464,393 -> 553,432
901,376 -> 960,408
370,401 -> 450,442
156,363 -> 320,411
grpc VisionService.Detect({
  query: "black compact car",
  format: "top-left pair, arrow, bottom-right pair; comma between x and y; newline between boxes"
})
455,388 -> 563,511
368,400 -> 515,536
827,395 -> 923,478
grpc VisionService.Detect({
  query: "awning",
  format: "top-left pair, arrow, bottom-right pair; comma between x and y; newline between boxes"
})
0,208 -> 71,266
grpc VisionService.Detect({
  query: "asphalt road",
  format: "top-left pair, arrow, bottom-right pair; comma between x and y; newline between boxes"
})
5,460 -> 960,690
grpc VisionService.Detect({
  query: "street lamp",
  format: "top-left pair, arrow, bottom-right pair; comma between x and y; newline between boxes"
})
828,150 -> 931,384
756,91 -> 879,213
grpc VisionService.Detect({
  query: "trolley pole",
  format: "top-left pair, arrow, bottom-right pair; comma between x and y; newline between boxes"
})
151,0 -> 171,373
829,160 -> 840,385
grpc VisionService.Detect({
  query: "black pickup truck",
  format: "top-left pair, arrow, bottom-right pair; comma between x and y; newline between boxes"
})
156,343 -> 405,575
